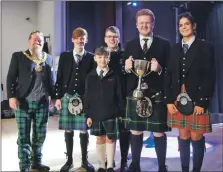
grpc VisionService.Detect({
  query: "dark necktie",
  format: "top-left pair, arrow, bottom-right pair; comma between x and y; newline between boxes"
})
76,54 -> 82,64
183,44 -> 189,55
143,38 -> 149,54
100,70 -> 104,79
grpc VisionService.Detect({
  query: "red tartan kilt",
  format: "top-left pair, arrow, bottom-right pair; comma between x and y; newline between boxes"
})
167,104 -> 212,134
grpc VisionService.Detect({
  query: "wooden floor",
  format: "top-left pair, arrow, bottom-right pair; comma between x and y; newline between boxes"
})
1,116 -> 223,171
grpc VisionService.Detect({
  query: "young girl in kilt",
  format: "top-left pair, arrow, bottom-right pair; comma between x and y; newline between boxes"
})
84,47 -> 124,172
165,12 -> 216,172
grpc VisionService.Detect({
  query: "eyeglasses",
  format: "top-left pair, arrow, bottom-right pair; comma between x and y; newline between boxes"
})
105,35 -> 119,39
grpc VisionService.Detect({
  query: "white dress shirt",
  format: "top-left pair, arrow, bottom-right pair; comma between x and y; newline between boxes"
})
181,36 -> 195,48
73,49 -> 85,63
96,66 -> 109,77
139,33 -> 153,50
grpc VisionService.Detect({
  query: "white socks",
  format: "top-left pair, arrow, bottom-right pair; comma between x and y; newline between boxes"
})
106,142 -> 115,169
96,143 -> 106,169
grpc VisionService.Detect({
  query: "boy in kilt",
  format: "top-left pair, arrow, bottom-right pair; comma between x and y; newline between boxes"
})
54,28 -> 95,172
124,9 -> 171,172
7,30 -> 56,172
165,12 -> 216,172
84,47 -> 124,172
104,26 -> 130,172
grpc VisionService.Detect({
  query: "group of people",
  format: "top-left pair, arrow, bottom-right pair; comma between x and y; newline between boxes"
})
7,8 -> 215,172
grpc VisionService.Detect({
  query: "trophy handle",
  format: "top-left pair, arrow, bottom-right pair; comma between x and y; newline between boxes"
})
130,69 -> 139,76
143,70 -> 153,77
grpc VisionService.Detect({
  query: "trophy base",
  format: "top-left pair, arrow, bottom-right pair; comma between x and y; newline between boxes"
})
133,90 -> 144,98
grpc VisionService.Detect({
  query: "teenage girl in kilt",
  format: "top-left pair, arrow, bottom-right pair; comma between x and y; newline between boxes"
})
7,30 -> 55,172
84,47 -> 124,172
55,28 -> 95,172
124,9 -> 171,172
104,26 -> 130,172
165,12 -> 216,172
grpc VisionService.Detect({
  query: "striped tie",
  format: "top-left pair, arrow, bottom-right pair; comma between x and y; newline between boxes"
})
143,38 -> 149,54
76,54 -> 81,64
183,44 -> 189,55
100,70 -> 104,79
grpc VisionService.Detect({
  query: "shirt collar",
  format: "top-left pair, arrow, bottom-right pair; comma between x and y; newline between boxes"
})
139,32 -> 153,42
73,48 -> 85,57
96,66 -> 109,76
182,36 -> 195,48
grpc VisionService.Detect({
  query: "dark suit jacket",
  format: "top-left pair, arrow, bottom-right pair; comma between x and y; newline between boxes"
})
7,50 -> 56,99
54,51 -> 94,99
164,39 -> 216,109
109,49 -> 126,99
84,69 -> 124,122
124,35 -> 171,98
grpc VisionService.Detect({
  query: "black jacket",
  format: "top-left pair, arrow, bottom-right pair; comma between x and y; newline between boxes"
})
84,69 -> 124,122
164,39 -> 216,109
7,50 -> 56,99
124,35 -> 171,98
109,49 -> 126,98
54,51 -> 94,99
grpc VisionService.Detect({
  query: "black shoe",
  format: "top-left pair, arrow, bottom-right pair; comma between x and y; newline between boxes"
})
158,165 -> 168,172
97,168 -> 106,172
128,162 -> 141,172
120,161 -> 128,172
80,133 -> 95,171
31,164 -> 50,171
60,160 -> 73,172
106,168 -> 114,172
81,160 -> 95,172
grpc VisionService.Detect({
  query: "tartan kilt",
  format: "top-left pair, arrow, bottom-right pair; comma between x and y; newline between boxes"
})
168,102 -> 212,134
123,97 -> 170,132
90,117 -> 119,140
59,93 -> 87,130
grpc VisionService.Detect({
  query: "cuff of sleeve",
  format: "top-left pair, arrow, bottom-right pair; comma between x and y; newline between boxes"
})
158,66 -> 162,75
195,98 -> 211,109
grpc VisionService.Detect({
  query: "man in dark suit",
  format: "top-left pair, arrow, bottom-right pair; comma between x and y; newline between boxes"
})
7,30 -> 56,172
124,9 -> 170,172
54,27 -> 95,172
104,26 -> 130,172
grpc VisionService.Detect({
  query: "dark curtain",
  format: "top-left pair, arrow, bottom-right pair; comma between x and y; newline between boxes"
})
205,2 -> 223,114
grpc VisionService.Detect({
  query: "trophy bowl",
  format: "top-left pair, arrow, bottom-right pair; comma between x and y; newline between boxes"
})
132,60 -> 150,98
134,60 -> 149,76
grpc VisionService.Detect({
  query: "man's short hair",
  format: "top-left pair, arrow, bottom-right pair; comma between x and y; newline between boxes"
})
72,27 -> 88,39
94,47 -> 110,57
28,30 -> 44,40
105,26 -> 120,38
135,9 -> 155,23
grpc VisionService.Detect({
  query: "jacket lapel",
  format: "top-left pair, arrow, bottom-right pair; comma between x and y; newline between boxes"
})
135,38 -> 145,60
184,39 -> 198,74
24,49 -> 32,71
67,51 -> 74,74
145,36 -> 157,61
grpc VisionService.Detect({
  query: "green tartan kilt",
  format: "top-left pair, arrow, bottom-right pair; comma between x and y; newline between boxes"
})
123,97 -> 171,132
90,117 -> 119,140
59,93 -> 87,130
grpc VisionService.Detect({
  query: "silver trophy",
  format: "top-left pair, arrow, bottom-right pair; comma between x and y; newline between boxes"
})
130,59 -> 153,118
